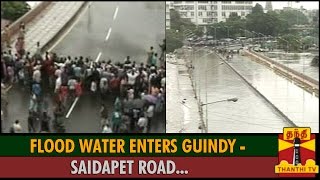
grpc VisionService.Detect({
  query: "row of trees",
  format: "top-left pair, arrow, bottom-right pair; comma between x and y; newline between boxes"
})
1,1 -> 30,22
207,3 -> 311,39
167,3 -> 319,52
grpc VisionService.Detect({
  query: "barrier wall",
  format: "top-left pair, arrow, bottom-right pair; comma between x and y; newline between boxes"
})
244,50 -> 319,92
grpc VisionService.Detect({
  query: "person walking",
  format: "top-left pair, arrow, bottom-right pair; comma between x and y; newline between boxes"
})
100,103 -> 109,127
10,120 -> 22,133
147,46 -> 154,65
3,25 -> 11,48
111,110 -> 122,133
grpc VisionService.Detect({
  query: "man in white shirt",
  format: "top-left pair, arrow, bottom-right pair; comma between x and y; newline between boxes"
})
68,77 -> 77,97
100,77 -> 108,94
127,88 -> 134,100
32,66 -> 41,83
137,116 -> 148,133
127,69 -> 139,86
55,77 -> 62,93
55,67 -> 61,78
12,120 -> 22,133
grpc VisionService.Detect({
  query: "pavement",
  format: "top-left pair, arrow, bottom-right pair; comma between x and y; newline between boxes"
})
166,56 -> 201,133
8,2 -> 84,55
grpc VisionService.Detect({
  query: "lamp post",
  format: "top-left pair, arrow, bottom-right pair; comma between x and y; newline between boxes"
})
225,26 -> 230,38
251,31 -> 261,46
195,50 -> 224,133
258,33 -> 268,47
239,28 -> 247,38
213,27 -> 220,47
277,37 -> 289,53
201,97 -> 238,132
201,98 -> 239,106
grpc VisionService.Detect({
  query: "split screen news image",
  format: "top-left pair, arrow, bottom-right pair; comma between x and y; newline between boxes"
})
1,1 -> 165,133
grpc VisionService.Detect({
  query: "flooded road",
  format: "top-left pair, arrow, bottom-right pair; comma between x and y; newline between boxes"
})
186,49 -> 293,133
263,51 -> 319,81
228,54 -> 319,133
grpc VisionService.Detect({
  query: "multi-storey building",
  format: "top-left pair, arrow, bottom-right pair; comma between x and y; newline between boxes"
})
166,1 -> 171,29
171,1 -> 253,26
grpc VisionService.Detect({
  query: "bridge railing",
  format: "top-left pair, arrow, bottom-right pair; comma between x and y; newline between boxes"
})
245,49 -> 319,88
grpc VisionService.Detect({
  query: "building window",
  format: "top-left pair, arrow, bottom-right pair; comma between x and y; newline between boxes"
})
212,1 -> 217,4
213,18 -> 218,23
180,12 -> 187,17
198,5 -> 207,10
211,5 -> 217,10
213,12 -> 217,16
203,18 -> 213,24
180,5 -> 194,10
241,12 -> 245,16
199,12 -> 203,17
207,11 -> 213,16
191,12 -> 194,17
222,12 -> 226,17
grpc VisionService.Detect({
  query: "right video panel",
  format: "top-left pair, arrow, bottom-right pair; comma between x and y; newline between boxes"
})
165,1 -> 319,133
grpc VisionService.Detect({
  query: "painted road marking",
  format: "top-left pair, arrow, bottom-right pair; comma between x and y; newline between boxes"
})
91,52 -> 102,68
65,97 -> 79,118
95,52 -> 102,62
105,28 -> 112,41
113,6 -> 119,20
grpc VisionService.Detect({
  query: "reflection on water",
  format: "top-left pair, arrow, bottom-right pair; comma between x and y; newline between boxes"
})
264,52 -> 319,81
229,54 -> 319,133
188,49 -> 318,133
189,50 -> 292,133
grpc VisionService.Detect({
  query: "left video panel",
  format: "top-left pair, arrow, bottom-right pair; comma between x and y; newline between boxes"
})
1,1 -> 166,133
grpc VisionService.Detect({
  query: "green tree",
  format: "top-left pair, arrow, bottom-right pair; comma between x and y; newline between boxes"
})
1,1 -> 30,21
279,9 -> 309,26
166,29 -> 183,53
251,3 -> 264,14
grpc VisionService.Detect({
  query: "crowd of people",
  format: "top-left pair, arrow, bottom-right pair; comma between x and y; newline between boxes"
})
1,33 -> 166,133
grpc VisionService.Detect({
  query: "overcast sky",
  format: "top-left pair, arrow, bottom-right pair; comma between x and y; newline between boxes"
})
253,1 -> 319,10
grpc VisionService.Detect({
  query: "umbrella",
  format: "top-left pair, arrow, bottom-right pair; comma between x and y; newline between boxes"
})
142,94 -> 158,104
122,99 -> 145,110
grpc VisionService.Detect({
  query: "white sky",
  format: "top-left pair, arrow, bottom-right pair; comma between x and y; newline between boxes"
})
26,1 -> 41,8
253,1 -> 319,10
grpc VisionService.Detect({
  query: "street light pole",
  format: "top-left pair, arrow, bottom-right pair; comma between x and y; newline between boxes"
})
278,37 -> 289,53
201,98 -> 239,106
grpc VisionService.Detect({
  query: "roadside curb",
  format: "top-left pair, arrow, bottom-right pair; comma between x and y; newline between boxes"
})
41,2 -> 89,54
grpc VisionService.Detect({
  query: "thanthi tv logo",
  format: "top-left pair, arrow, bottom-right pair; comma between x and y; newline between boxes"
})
275,127 -> 318,177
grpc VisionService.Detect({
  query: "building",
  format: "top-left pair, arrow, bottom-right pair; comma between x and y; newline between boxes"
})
171,1 -> 253,26
166,2 -> 171,29
265,2 -> 272,12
